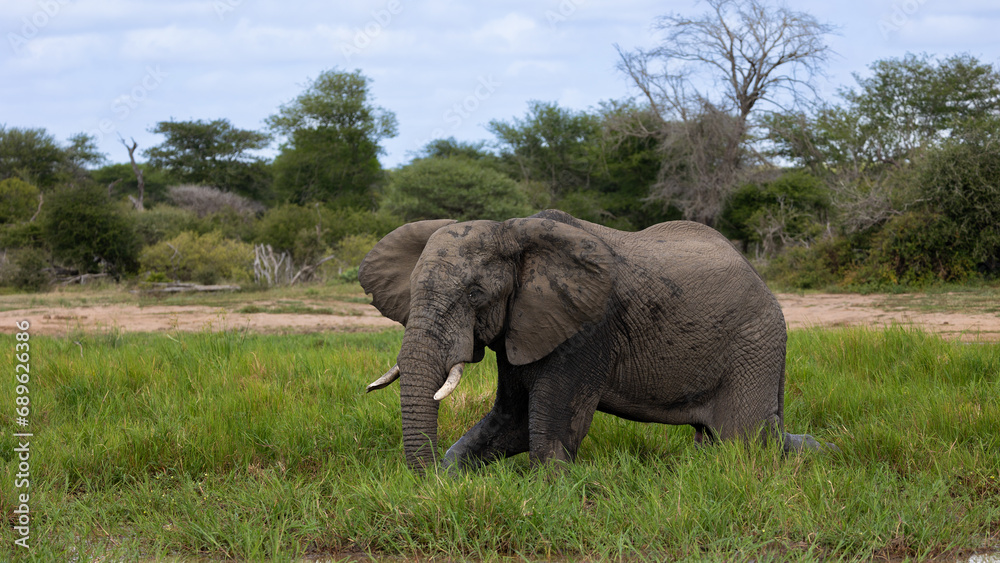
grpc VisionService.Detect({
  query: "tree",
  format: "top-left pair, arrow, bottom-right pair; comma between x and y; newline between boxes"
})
616,0 -> 833,226
0,178 -> 41,224
765,53 -> 1000,233
145,119 -> 273,202
381,157 -> 533,222
488,100 -> 601,197
267,68 -> 397,207
0,126 -> 103,188
42,185 -> 140,278
418,137 -> 495,161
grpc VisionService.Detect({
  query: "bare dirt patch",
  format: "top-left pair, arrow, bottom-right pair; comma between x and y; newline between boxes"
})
1,292 -> 998,340
777,293 -> 1000,341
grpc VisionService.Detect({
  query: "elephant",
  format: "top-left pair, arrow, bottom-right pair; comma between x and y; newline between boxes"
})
358,209 -> 829,472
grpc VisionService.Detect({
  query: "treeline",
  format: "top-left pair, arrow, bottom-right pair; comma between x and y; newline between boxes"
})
2,50 -> 999,291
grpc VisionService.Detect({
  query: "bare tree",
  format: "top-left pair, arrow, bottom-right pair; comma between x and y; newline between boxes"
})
616,0 -> 833,226
119,135 -> 145,211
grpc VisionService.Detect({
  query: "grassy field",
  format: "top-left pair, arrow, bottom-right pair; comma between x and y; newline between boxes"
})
1,323 -> 999,561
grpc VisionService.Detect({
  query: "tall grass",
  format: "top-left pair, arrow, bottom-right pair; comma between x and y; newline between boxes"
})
1,326 -> 998,561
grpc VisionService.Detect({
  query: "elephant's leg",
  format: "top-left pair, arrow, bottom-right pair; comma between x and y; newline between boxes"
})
526,380 -> 602,466
441,375 -> 529,472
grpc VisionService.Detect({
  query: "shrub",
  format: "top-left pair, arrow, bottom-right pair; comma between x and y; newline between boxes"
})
42,184 -> 140,277
381,157 -> 534,221
761,237 -> 852,290
140,231 -> 253,284
255,203 -> 327,265
1,248 -> 50,291
0,178 -> 40,223
720,170 -> 830,256
168,184 -> 265,218
133,204 -> 205,245
917,119 -> 1000,274
850,211 -> 975,287
333,233 -> 378,273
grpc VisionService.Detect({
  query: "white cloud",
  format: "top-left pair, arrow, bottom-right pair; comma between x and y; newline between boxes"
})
472,13 -> 540,52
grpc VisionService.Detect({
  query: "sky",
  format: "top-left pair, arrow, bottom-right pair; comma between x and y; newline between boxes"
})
2,0 -> 999,169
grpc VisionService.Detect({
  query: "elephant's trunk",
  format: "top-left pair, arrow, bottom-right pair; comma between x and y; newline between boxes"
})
395,322 -> 469,471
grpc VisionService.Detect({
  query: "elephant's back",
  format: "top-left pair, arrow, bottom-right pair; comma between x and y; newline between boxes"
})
625,221 -> 753,278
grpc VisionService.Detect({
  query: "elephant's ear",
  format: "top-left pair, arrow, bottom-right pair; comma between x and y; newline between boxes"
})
359,219 -> 456,325
505,217 -> 616,365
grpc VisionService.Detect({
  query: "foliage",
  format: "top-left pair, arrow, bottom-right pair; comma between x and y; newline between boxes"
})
139,231 -> 253,284
166,184 -> 264,218
267,68 -> 397,206
91,162 -> 172,206
418,137 -> 496,162
488,100 -> 601,197
720,170 -> 830,256
0,177 -> 40,223
333,233 -> 379,274
0,247 -> 50,291
916,116 -> 1000,274
254,203 -> 328,266
381,156 -> 534,221
132,204 -> 206,246
849,211 -> 975,288
0,126 -> 103,188
42,185 -> 140,277
1,328 -> 997,561
254,204 -> 401,267
145,119 -> 273,202
615,0 -> 833,226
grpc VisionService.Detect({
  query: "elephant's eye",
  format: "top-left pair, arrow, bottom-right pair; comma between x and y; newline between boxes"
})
467,287 -> 485,305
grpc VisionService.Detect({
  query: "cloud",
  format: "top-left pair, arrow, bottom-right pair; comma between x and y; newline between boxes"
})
471,13 -> 540,52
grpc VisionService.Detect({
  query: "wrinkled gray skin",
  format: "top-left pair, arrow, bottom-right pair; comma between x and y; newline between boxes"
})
359,209 -> 830,472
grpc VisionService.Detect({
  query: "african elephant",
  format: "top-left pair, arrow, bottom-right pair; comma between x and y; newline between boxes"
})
359,209 -> 827,471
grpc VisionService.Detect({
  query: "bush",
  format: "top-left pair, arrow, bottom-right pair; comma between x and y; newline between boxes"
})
1,248 -> 50,291
133,204 -> 205,245
42,185 -> 140,277
720,170 -> 830,256
140,231 -> 253,284
255,203 -> 327,265
850,211 -> 976,287
168,185 -> 265,218
917,118 -> 1000,274
0,178 -> 40,224
255,205 -> 402,266
333,233 -> 378,273
381,157 -> 534,221
761,237 -> 852,290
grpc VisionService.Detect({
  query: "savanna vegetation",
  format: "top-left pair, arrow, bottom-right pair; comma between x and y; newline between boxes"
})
2,0 -> 999,560
0,319 -> 997,561
2,1 -> 998,293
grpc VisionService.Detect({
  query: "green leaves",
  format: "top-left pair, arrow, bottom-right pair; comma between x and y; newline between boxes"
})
381,157 -> 533,222
145,119 -> 272,202
267,69 -> 398,207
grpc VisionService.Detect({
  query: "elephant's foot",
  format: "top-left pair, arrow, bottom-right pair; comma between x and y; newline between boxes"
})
783,432 -> 840,453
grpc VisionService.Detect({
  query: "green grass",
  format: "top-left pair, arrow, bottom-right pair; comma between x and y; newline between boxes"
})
1,327 -> 998,561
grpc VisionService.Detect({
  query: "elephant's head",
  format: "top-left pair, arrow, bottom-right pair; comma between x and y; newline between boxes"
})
359,214 -> 616,469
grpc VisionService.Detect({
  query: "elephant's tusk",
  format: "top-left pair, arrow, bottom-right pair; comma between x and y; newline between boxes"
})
433,363 -> 464,401
366,364 -> 400,392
